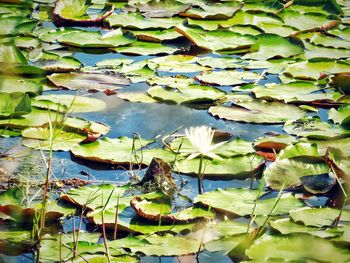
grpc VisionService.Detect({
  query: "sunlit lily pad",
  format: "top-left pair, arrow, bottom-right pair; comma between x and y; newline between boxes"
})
254,134 -> 297,152
32,51 -> 82,72
48,72 -> 130,92
290,207 -> 350,227
309,33 -> 350,49
22,127 -> 86,151
107,12 -> 183,29
242,0 -> 283,14
278,10 -> 335,31
148,55 -> 208,73
128,29 -> 182,42
71,136 -> 174,166
52,0 -> 114,26
147,84 -> 225,105
209,99 -> 306,124
284,116 -> 350,139
130,191 -> 215,223
246,234 -> 350,262
258,22 -> 296,37
176,24 -> 256,52
147,75 -> 194,87
329,104 -> 350,128
253,81 -> 342,104
33,94 -> 106,113
174,154 -> 264,179
242,34 -> 304,60
0,16 -> 37,36
0,75 -> 42,96
56,28 -> 134,48
128,0 -> 190,18
194,188 -> 304,216
0,92 -> 31,118
117,92 -> 157,103
283,59 -> 350,80
113,41 -> 178,55
182,1 -> 241,19
301,42 -> 350,59
196,71 -> 259,86
196,57 -> 243,69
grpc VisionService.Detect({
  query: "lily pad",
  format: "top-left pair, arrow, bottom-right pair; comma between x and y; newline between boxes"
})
128,29 -> 182,42
0,92 -> 31,118
48,72 -> 130,92
284,116 -> 350,139
329,104 -> 350,128
182,1 -> 241,19
117,92 -> 157,103
32,51 -> 82,72
107,12 -> 183,29
242,34 -> 304,60
290,207 -> 350,227
33,94 -> 106,113
209,99 -> 306,124
148,55 -> 208,73
196,71 -> 259,86
283,59 -> 350,80
71,136 -> 175,166
254,134 -> 297,152
196,57 -> 243,69
147,75 -> 194,87
147,84 -> 225,105
176,24 -> 257,52
52,0 -> 114,26
113,41 -> 178,55
309,33 -> 350,49
246,234 -> 350,262
194,188 -> 304,216
253,81 -> 342,104
0,75 -> 42,96
242,0 -> 284,14
56,28 -> 134,48
174,154 -> 264,179
301,42 -> 350,59
128,0 -> 190,18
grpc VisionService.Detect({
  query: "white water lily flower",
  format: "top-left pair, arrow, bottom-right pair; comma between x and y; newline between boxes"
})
184,126 -> 226,160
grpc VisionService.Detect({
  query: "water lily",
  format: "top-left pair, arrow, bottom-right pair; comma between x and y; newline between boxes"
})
184,126 -> 226,160
184,126 -> 227,194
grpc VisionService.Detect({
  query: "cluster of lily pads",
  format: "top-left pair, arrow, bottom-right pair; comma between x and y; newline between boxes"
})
1,0 -> 350,261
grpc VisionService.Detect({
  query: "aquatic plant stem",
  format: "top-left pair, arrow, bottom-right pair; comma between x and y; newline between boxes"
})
198,155 -> 204,194
113,194 -> 120,240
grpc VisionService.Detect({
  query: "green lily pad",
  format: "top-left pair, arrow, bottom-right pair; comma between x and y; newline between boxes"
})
21,127 -> 86,151
253,134 -> 297,152
304,137 -> 350,157
283,59 -> 350,80
0,16 -> 37,36
56,28 -> 134,48
32,51 -> 82,72
196,71 -> 259,86
129,0 -> 190,18
329,27 -> 350,41
182,1 -> 241,19
284,116 -> 350,139
128,29 -> 182,42
0,75 -> 42,96
48,72 -> 130,92
270,218 -> 341,238
309,33 -> 350,49
33,94 -> 106,113
147,75 -> 194,87
329,104 -> 350,128
226,10 -> 283,27
276,142 -> 320,160
196,57 -> 243,69
147,84 -> 225,105
176,24 -> 256,52
107,12 -> 183,29
209,99 -> 306,124
130,191 -> 215,223
242,34 -> 304,60
117,92 -> 157,103
174,154 -> 264,179
38,27 -> 84,43
194,188 -> 304,216
278,10 -> 335,31
290,207 -> 350,227
242,0 -> 284,14
0,92 -> 31,118
53,0 -> 114,26
148,55 -> 208,73
113,41 -> 178,55
246,234 -> 350,262
71,136 -> 174,166
243,59 -> 295,74
301,42 -> 350,59
253,81 -> 342,104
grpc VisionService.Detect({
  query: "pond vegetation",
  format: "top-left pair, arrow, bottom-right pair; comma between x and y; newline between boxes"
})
1,0 -> 350,262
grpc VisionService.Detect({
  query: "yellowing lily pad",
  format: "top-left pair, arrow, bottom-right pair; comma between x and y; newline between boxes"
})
196,71 -> 259,86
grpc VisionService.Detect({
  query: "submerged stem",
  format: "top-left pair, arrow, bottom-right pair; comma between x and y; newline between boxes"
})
198,155 -> 204,194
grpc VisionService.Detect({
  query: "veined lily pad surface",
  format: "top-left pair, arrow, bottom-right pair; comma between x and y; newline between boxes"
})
1,0 -> 350,261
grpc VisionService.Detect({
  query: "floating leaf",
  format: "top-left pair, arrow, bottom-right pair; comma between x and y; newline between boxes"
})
253,81 -> 342,104
174,154 -> 264,179
57,28 -> 134,48
196,71 -> 259,86
309,32 -> 350,49
209,99 -> 306,124
0,16 -> 37,36
117,92 -> 157,103
176,24 -> 256,52
283,59 -> 350,80
48,72 -> 130,92
71,136 -> 174,166
128,29 -> 182,42
52,0 -> 114,26
113,41 -> 178,55
329,104 -> 350,128
0,92 -> 31,118
246,234 -> 350,262
147,84 -> 225,105
107,12 -> 183,29
32,51 -> 82,72
194,188 -> 303,216
129,0 -> 190,18
242,34 -> 304,60
33,94 -> 106,113
290,207 -> 350,227
0,75 -> 42,96
182,1 -> 241,19
148,55 -> 208,73
196,57 -> 243,69
301,42 -> 350,60
254,134 -> 297,152
242,0 -> 283,14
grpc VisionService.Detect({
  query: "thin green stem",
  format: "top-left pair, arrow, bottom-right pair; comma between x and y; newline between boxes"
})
198,155 -> 204,194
